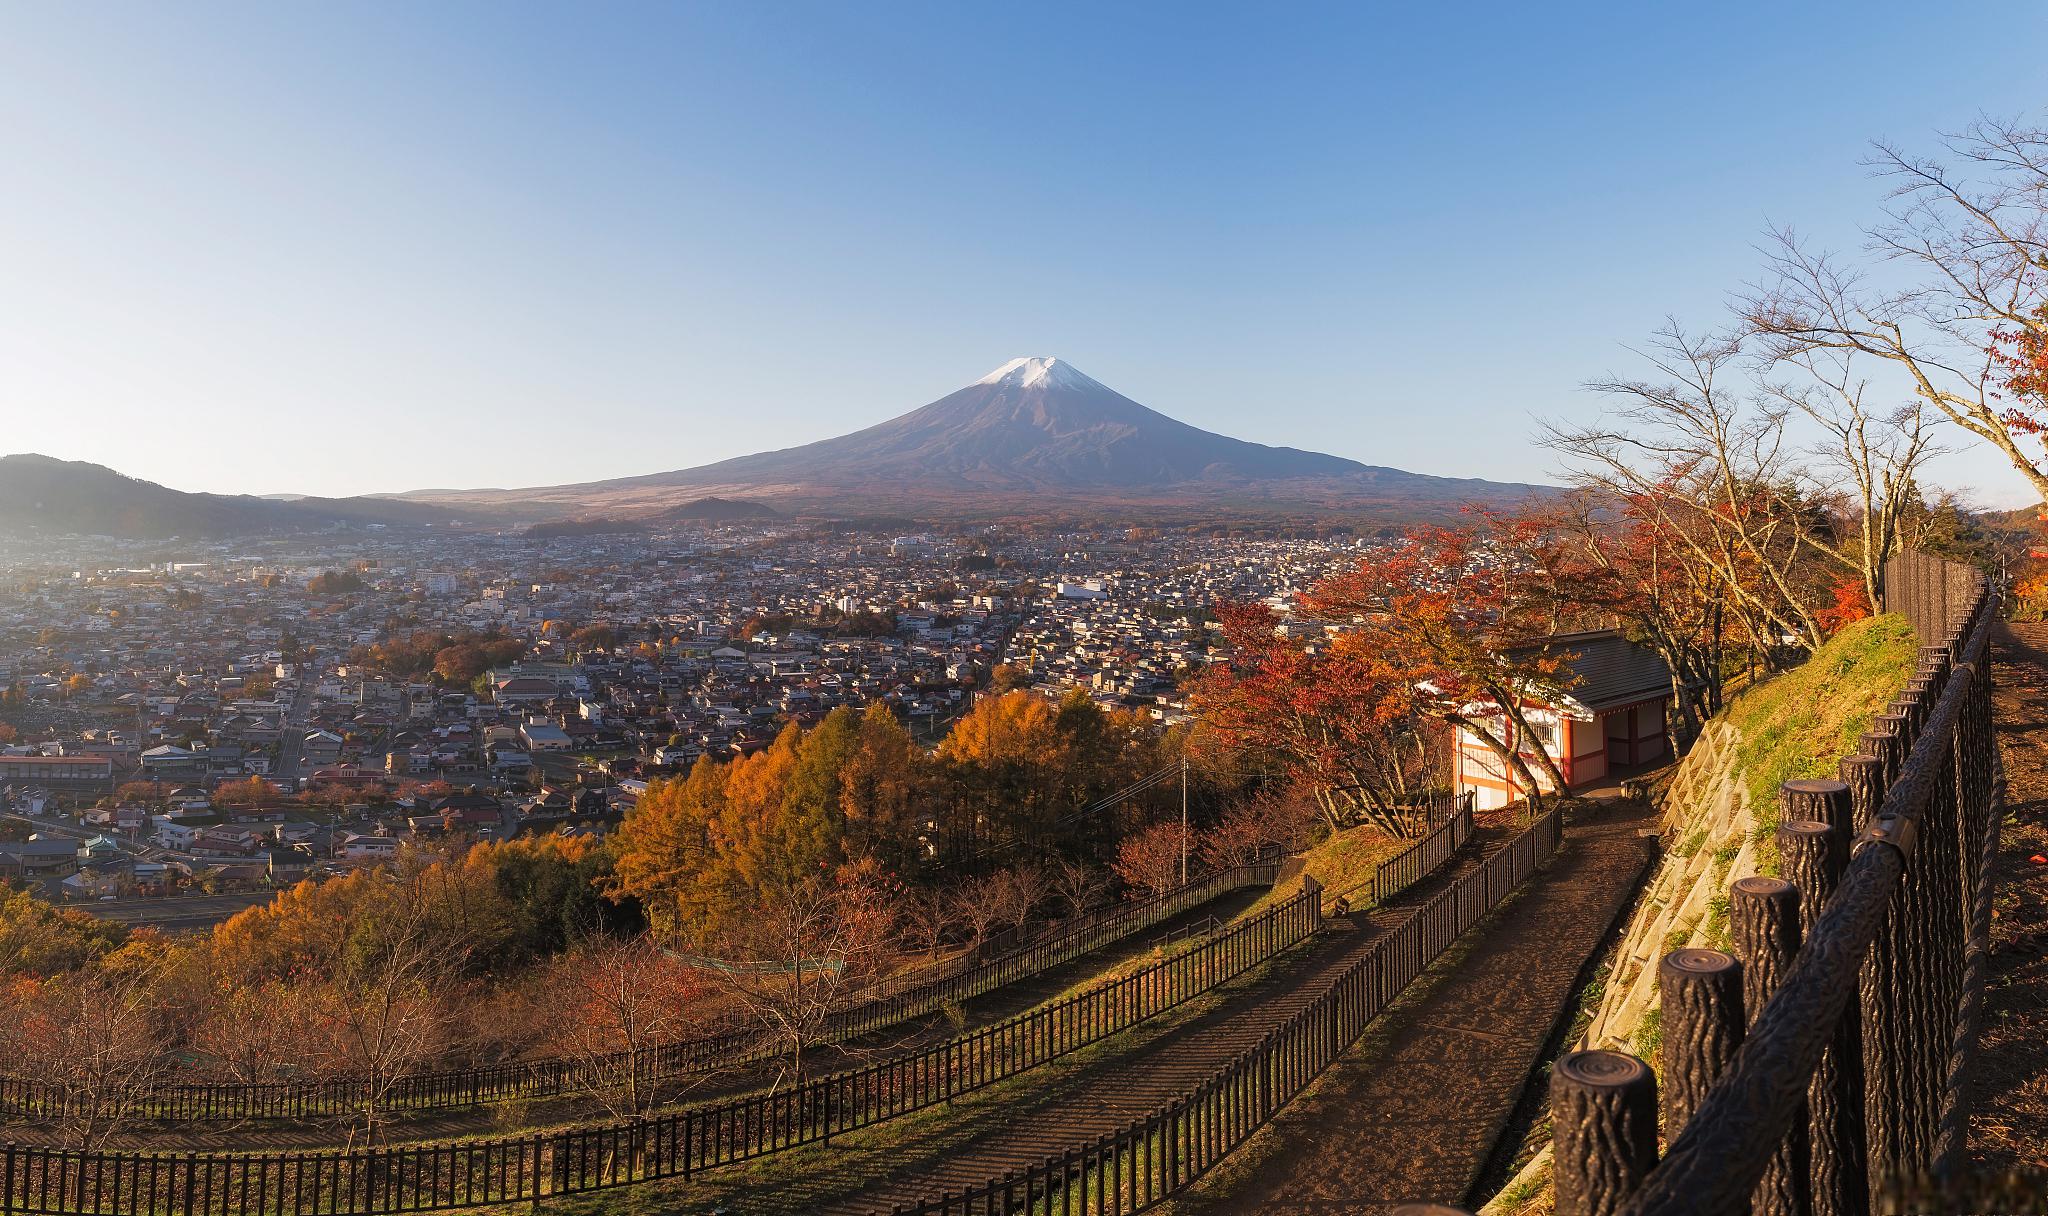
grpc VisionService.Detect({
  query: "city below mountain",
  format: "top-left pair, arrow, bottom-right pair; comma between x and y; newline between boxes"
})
402,357 -> 1549,522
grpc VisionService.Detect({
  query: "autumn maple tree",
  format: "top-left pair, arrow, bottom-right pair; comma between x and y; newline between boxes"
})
1304,524 -> 1576,814
1192,600 -> 1433,835
1991,303 -> 2048,465
1532,496 -> 1730,741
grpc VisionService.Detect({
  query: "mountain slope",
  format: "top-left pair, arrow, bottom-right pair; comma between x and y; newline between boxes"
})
0,454 -> 465,539
405,358 -> 1547,518
600,357 -> 1370,492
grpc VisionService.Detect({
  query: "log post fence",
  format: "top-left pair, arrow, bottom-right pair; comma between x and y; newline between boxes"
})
1547,551 -> 2002,1216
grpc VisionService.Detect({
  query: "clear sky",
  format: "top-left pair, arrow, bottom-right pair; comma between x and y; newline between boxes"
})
2,2 -> 2044,502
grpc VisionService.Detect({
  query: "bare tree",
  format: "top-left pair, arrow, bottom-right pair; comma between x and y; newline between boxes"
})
943,873 -> 1016,955
535,936 -> 705,1118
1756,348 -> 1943,607
895,885 -> 955,962
1048,856 -> 1107,920
9,962 -> 176,1148
1548,322 -> 1836,658
981,861 -> 1045,938
1743,117 -> 2048,502
301,912 -> 471,1148
191,977 -> 318,1092
691,866 -> 899,1088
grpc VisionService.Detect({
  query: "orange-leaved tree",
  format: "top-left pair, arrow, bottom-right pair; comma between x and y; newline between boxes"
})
1191,600 -> 1433,836
1307,525 -> 1575,815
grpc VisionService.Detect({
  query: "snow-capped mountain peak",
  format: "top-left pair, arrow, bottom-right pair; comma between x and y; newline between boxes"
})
398,351 -> 1554,514
975,356 -> 1104,392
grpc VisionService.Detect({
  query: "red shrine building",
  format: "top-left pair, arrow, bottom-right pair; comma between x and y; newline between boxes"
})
1452,629 -> 1676,810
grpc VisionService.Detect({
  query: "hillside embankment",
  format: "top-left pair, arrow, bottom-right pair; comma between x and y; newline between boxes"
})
1481,614 -> 1919,1215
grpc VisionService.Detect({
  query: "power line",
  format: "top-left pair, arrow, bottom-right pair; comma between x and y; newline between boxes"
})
954,760 -> 1182,866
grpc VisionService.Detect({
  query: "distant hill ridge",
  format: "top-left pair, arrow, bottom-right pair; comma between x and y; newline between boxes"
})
657,496 -> 780,521
519,499 -> 776,537
0,453 -> 461,539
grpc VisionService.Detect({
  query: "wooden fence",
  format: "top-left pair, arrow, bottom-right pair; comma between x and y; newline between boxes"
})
0,851 -> 1284,1126
1881,548 -> 1985,644
877,803 -> 1566,1214
0,873 -> 1329,1213
1355,794 -> 1474,910
1546,552 -> 2000,1216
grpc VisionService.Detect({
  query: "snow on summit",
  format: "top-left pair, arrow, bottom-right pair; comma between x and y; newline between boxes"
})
976,357 -> 1104,392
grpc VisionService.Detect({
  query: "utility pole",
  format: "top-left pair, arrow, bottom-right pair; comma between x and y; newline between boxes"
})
1179,756 -> 1189,885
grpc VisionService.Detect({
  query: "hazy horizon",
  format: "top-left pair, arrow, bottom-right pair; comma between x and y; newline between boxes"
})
3,2 -> 2046,508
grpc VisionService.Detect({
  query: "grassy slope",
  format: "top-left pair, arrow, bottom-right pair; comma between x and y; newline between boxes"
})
1238,824 -> 1404,918
1722,614 -> 1918,872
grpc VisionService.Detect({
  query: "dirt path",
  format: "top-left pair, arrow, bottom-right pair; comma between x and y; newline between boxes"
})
1168,798 -> 1656,1215
774,827 -> 1518,1216
1970,620 -> 2048,1172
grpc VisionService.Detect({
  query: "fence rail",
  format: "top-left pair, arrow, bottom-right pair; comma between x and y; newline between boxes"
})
877,803 -> 1566,1215
0,864 -> 1336,1213
1348,795 -> 1475,911
0,852 -> 1283,1127
1548,550 -> 2000,1216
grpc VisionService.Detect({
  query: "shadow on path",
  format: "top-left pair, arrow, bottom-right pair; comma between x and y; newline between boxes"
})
1169,798 -> 1657,1216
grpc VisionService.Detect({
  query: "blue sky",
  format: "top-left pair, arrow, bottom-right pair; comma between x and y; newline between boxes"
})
2,2 -> 2044,502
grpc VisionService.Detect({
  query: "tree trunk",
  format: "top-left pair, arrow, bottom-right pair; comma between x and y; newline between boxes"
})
1494,688 -> 1571,803
1444,712 -> 1548,813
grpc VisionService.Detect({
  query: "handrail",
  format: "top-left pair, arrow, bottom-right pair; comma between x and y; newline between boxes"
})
1345,795 -> 1475,910
0,876 -> 1333,1213
1547,550 -> 2001,1216
877,803 -> 1567,1215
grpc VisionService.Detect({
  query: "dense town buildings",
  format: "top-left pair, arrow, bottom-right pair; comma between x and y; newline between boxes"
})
0,520 -> 1374,904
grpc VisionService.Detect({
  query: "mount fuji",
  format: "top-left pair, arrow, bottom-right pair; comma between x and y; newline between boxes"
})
401,357 -> 1547,520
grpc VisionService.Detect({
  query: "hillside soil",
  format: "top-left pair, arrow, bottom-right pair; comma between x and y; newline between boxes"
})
1971,620 -> 2048,1173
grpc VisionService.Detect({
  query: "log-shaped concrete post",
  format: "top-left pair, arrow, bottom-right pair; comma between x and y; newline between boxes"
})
1552,1050 -> 1658,1216
1840,751 -> 1885,834
1875,712 -> 1913,775
1855,810 -> 1920,1196
1659,948 -> 1745,1138
1778,817 -> 1869,1216
1733,876 -> 1813,1216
